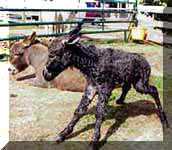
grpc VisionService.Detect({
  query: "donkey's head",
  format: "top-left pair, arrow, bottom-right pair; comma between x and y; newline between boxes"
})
9,32 -> 37,75
43,22 -> 83,81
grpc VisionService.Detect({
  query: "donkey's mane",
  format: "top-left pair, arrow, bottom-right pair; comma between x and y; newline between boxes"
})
72,42 -> 99,59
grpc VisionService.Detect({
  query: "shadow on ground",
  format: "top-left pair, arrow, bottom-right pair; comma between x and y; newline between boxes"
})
65,100 -> 157,148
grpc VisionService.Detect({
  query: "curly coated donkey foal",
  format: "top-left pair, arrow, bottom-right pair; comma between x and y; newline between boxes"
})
43,23 -> 169,149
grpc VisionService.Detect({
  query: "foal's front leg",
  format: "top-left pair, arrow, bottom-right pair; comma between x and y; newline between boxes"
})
90,87 -> 112,150
56,83 -> 96,142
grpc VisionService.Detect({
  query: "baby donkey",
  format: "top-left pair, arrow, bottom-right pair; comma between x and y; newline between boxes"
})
43,23 -> 169,150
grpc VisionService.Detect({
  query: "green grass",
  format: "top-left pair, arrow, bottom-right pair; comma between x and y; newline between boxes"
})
82,39 -> 162,53
150,76 -> 163,89
109,75 -> 164,105
10,26 -> 39,30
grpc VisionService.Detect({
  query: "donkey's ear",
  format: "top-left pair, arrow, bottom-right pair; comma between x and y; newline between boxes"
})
9,41 -> 16,48
23,36 -> 30,46
28,32 -> 36,43
67,36 -> 80,45
68,21 -> 84,36
23,36 -> 29,42
23,32 -> 37,46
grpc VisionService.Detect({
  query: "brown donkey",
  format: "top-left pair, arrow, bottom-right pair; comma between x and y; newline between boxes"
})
9,32 -> 86,91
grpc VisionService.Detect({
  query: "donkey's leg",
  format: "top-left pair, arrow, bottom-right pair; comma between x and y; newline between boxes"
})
56,83 -> 96,142
91,86 -> 112,150
34,67 -> 49,87
134,80 -> 169,128
116,83 -> 131,105
148,85 -> 169,128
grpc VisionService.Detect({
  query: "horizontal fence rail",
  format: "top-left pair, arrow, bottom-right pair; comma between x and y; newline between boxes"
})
0,20 -> 136,27
0,8 -> 136,13
0,6 -> 137,42
0,29 -> 129,41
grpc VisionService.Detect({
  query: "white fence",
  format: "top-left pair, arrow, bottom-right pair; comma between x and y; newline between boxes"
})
138,5 -> 172,44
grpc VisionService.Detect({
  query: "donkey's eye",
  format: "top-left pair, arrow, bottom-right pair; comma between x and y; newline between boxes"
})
15,53 -> 24,56
49,53 -> 55,58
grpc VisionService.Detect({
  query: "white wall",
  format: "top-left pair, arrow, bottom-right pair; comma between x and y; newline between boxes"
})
1,0 -> 79,9
0,0 -> 81,21
0,0 -> 137,9
0,62 -> 9,150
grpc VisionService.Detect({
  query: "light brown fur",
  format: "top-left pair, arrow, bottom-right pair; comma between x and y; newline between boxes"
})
9,32 -> 86,91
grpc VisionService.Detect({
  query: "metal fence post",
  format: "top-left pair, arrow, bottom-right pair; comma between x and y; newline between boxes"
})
102,0 -> 105,31
124,31 -> 127,42
0,8 -> 136,42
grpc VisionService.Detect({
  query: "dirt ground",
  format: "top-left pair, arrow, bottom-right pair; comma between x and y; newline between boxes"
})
9,41 -> 165,144
10,79 -> 163,142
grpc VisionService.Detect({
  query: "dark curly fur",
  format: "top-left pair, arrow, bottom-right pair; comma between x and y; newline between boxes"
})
43,24 -> 169,150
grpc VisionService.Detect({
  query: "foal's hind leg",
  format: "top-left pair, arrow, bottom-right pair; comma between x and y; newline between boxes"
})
116,83 -> 131,105
134,80 -> 169,128
56,83 -> 96,142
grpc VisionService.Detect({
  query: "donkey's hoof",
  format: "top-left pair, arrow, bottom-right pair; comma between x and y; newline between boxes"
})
89,142 -> 99,150
163,120 -> 170,129
116,99 -> 126,105
56,135 -> 65,143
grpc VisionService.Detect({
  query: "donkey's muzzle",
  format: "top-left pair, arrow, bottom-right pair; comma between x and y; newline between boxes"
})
43,67 -> 55,81
8,65 -> 19,75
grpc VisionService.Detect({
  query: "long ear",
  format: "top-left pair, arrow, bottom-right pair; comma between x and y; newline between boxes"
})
66,21 -> 84,44
23,32 -> 37,47
9,41 -> 15,48
68,21 -> 84,37
28,32 -> 36,42
67,36 -> 80,45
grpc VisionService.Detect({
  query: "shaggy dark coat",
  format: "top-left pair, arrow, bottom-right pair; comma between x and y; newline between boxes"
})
43,23 -> 169,150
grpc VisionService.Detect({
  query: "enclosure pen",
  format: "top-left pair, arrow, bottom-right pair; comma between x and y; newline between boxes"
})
0,6 -> 137,42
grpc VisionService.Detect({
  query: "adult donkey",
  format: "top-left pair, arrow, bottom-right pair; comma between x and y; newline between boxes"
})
9,32 -> 86,91
9,32 -> 49,87
43,23 -> 169,149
